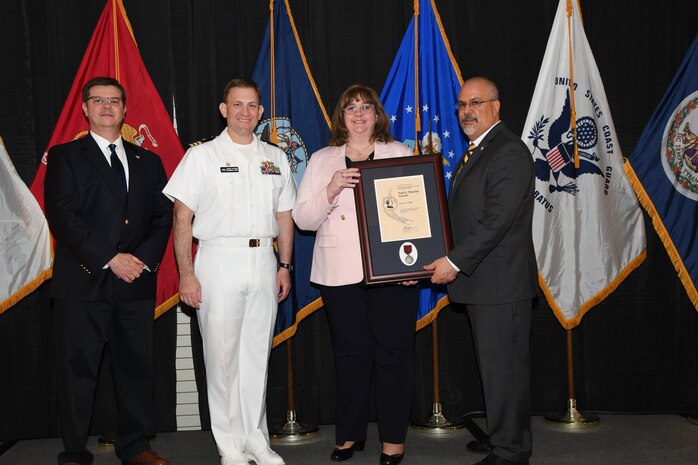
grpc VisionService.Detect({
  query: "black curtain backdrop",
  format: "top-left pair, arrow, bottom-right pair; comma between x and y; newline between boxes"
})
1,0 -> 697,440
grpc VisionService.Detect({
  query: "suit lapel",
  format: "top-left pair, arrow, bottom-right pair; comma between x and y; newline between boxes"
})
449,123 -> 505,196
124,142 -> 142,208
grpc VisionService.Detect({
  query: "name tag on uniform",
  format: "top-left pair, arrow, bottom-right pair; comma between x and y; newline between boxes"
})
260,161 -> 281,175
220,166 -> 239,173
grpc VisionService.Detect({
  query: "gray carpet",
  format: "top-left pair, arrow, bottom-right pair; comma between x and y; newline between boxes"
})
1,415 -> 696,465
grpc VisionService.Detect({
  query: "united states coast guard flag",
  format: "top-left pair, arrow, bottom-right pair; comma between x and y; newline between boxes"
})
0,137 -> 52,314
380,0 -> 467,329
29,0 -> 185,318
626,33 -> 698,310
252,0 -> 331,346
522,0 -> 646,329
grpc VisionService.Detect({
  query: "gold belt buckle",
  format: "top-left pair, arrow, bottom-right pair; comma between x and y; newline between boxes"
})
249,238 -> 260,247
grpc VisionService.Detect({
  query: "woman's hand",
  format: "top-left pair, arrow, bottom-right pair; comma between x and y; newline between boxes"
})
327,168 -> 360,204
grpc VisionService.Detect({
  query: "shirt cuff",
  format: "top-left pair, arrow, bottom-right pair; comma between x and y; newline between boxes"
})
446,256 -> 460,273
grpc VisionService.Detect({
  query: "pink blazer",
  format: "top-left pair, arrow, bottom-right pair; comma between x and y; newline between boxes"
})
292,141 -> 413,286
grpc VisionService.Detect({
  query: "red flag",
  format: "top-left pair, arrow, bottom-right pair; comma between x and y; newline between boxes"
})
30,0 -> 183,317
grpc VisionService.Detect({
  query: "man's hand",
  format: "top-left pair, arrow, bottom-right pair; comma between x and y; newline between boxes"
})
424,257 -> 458,285
108,253 -> 144,283
179,272 -> 202,310
277,268 -> 292,302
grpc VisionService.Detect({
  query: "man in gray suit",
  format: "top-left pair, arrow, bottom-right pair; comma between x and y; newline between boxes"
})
426,76 -> 537,465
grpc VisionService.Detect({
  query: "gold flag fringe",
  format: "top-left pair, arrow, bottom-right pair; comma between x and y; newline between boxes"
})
540,247 -> 646,330
415,294 -> 450,331
625,161 -> 698,311
271,297 -> 324,348
0,267 -> 52,315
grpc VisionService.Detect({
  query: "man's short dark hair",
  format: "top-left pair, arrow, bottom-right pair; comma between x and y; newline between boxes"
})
222,78 -> 261,103
82,77 -> 126,105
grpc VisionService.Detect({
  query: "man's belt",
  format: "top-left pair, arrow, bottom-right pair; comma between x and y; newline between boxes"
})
199,237 -> 274,247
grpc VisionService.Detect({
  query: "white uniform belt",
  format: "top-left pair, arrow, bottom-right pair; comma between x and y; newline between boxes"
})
199,237 -> 274,247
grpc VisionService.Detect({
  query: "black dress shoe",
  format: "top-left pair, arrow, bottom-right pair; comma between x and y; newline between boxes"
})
467,438 -> 493,453
379,452 -> 404,465
330,440 -> 365,462
473,454 -> 526,465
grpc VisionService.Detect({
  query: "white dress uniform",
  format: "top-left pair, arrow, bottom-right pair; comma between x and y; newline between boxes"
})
163,129 -> 296,460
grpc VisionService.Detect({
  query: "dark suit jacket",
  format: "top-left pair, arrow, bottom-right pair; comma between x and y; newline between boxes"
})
45,134 -> 172,301
446,122 -> 537,305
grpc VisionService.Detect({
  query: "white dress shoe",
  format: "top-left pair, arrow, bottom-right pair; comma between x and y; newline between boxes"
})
245,447 -> 285,465
221,452 -> 249,465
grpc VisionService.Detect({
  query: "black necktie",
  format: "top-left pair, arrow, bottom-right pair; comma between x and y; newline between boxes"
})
109,143 -> 127,202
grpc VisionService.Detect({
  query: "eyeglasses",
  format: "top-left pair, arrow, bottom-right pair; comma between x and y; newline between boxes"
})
455,99 -> 496,111
86,96 -> 122,106
343,103 -> 375,114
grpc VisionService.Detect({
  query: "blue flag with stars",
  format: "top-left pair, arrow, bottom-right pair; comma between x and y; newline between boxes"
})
252,0 -> 331,346
380,0 -> 467,329
626,33 -> 698,311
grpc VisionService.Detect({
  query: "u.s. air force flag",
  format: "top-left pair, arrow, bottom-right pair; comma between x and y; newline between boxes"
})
380,0 -> 467,329
522,0 -> 646,329
252,0 -> 331,346
626,34 -> 698,310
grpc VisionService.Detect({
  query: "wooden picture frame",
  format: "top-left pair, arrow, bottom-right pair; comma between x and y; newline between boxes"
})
353,154 -> 452,284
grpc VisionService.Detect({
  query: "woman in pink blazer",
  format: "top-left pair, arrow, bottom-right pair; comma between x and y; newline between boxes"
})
293,85 -> 418,465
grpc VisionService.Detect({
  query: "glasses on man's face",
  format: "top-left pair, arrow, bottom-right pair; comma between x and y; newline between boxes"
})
86,96 -> 122,106
343,103 -> 375,114
455,99 -> 496,111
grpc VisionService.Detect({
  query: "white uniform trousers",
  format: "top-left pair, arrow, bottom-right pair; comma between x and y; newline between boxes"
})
194,240 -> 278,458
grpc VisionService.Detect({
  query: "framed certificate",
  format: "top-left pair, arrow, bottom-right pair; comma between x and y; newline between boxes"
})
353,154 -> 452,284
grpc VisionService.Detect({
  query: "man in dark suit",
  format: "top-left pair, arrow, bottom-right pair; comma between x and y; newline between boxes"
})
426,77 -> 537,465
44,77 -> 172,465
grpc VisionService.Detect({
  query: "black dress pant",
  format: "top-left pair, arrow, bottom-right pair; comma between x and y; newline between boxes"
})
54,297 -> 155,465
319,283 -> 419,445
468,299 -> 533,465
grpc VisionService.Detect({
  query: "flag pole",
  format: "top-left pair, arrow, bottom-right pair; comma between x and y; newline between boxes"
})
412,128 -> 465,433
412,0 -> 420,154
270,339 -> 318,443
269,0 -> 278,144
543,1 -> 599,430
265,0 -> 316,443
410,2 -> 461,429
566,0 -> 580,169
544,328 -> 599,429
411,318 -> 466,433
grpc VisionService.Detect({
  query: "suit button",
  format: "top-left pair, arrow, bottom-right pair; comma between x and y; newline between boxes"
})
341,215 -> 346,220
124,219 -> 129,224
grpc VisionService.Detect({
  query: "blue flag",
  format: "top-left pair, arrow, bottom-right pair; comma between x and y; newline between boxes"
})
626,33 -> 698,310
252,0 -> 331,346
380,0 -> 467,329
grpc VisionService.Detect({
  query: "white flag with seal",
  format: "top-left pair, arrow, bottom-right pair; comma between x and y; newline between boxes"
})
521,0 -> 646,328
0,137 -> 52,314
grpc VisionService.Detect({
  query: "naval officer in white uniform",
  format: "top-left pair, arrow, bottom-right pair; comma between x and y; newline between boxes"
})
164,78 -> 296,465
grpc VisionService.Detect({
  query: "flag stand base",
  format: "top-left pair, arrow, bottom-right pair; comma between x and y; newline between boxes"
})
97,434 -> 115,450
270,410 -> 318,444
688,406 -> 698,426
98,433 -> 157,450
544,399 -> 600,431
410,403 -> 466,434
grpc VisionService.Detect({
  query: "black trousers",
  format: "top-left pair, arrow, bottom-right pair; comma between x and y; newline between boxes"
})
54,297 -> 155,465
468,299 -> 533,465
319,283 -> 419,445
